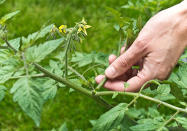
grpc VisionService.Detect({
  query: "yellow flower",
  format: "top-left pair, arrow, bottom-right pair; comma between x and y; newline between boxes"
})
81,18 -> 87,25
59,25 -> 67,33
77,24 -> 91,35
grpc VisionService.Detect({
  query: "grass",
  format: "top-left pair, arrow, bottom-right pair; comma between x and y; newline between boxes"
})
0,0 -> 128,130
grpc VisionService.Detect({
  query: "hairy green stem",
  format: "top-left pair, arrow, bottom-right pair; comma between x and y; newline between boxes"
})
10,74 -> 46,79
68,66 -> 95,90
34,63 -> 112,109
33,63 -> 187,113
95,91 -> 187,114
22,52 -> 29,77
0,46 -> 8,49
126,80 -> 160,108
158,110 -> 180,130
65,34 -> 72,78
96,77 -> 107,90
3,38 -> 17,53
117,28 -> 123,56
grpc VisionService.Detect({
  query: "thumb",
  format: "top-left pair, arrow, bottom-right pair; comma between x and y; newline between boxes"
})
105,40 -> 147,79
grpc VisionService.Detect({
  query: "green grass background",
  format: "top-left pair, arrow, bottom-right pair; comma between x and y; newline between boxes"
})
0,0 -> 181,130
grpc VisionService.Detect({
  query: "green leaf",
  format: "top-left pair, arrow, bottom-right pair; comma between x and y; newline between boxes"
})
120,116 -> 136,131
58,123 -> 68,131
178,63 -> 187,86
42,80 -> 57,101
93,103 -> 128,131
25,38 -> 64,62
0,85 -> 6,102
2,37 -> 20,51
49,60 -> 64,76
10,77 -> 43,126
170,82 -> 184,101
130,118 -> 163,131
0,0 -> 5,5
71,52 -> 108,67
154,84 -> 175,101
112,92 -> 119,99
0,57 -> 23,83
124,82 -> 130,88
176,117 -> 187,129
90,120 -> 97,126
169,63 -> 187,88
22,24 -> 55,45
0,10 -> 20,24
132,66 -> 140,70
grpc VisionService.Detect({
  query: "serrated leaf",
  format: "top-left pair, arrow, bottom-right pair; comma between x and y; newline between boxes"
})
0,57 -> 23,83
176,117 -> 187,129
130,118 -> 163,131
49,60 -> 64,76
58,123 -> 68,131
120,115 -> 136,131
25,38 -> 64,62
154,84 -> 175,101
10,77 -> 43,126
22,24 -> 54,45
0,10 -> 20,24
178,63 -> 187,86
93,103 -> 128,131
0,85 -> 6,102
90,120 -> 97,126
71,52 -> 108,67
2,37 -> 20,51
42,80 -> 57,100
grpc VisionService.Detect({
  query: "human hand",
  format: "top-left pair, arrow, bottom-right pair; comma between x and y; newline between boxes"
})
95,1 -> 187,92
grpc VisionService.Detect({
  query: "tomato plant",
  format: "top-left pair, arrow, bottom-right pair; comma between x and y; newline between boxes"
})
0,0 -> 186,130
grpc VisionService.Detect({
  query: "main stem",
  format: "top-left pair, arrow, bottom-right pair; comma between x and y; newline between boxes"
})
33,63 -> 187,114
34,63 -> 112,109
95,91 -> 187,114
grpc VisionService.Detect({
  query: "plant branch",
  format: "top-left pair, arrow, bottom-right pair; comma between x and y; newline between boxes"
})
34,63 -> 112,109
0,46 -> 9,49
96,77 -> 107,90
68,65 -> 95,90
95,91 -> 187,114
2,37 -> 17,53
22,52 -> 29,77
158,110 -> 180,130
64,34 -> 72,78
10,73 -> 46,79
126,80 -> 159,108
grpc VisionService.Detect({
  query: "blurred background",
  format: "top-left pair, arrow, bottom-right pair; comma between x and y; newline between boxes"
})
0,0 -> 181,130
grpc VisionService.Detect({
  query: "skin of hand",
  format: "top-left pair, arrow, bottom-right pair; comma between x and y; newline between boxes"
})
95,1 -> 187,92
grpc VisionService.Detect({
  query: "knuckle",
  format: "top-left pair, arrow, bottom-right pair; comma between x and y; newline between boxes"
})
156,67 -> 170,80
117,57 -> 128,68
135,39 -> 146,48
134,38 -> 148,53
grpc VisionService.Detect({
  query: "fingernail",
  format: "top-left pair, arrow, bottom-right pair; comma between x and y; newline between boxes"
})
105,66 -> 116,78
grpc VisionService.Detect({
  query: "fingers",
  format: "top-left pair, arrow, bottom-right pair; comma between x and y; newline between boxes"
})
95,68 -> 152,92
125,69 -> 152,92
105,40 -> 147,79
120,46 -> 125,54
109,54 -> 117,64
108,54 -> 128,81
95,75 -> 125,91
